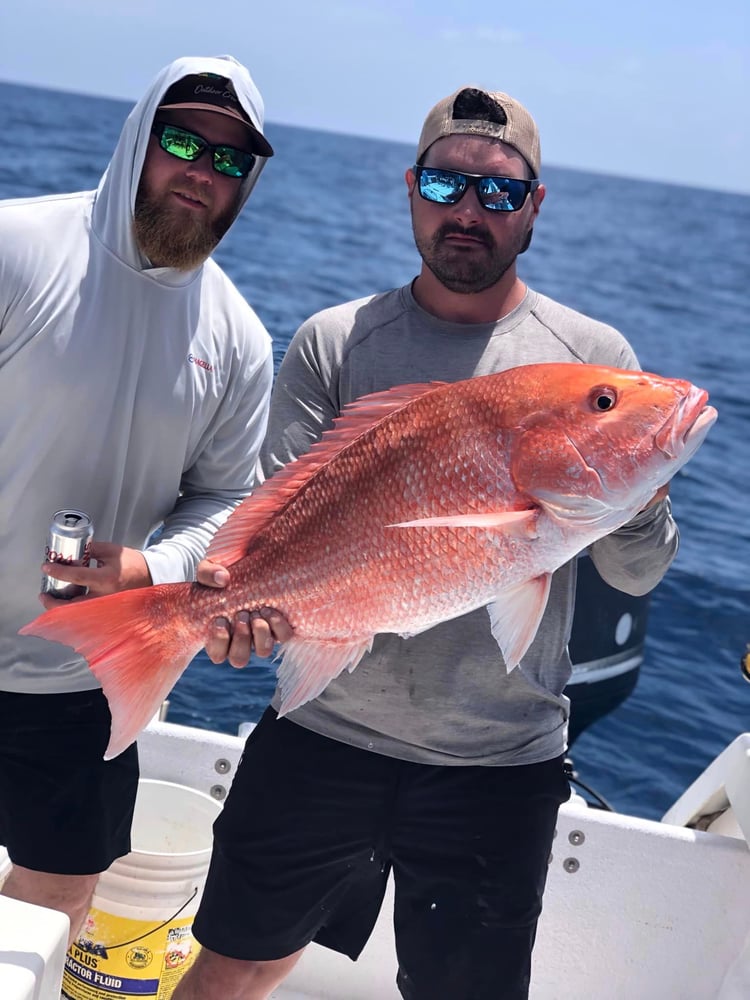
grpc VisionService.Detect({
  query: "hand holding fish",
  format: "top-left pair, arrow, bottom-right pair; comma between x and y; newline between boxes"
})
40,543 -> 152,610
197,558 -> 294,665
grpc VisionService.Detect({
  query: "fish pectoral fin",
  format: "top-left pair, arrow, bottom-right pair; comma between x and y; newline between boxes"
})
275,636 -> 374,716
388,509 -> 539,536
487,575 -> 552,672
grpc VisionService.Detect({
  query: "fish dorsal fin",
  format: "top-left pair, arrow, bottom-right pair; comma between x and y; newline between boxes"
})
206,381 -> 447,566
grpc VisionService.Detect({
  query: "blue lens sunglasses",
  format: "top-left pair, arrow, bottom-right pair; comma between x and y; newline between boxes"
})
414,165 -> 539,213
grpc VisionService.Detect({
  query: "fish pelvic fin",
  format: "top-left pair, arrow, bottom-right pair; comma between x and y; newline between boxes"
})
275,636 -> 374,716
487,575 -> 552,672
388,509 -> 539,534
19,585 -> 199,760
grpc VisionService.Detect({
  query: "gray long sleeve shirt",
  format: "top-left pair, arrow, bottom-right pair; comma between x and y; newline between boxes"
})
259,283 -> 678,765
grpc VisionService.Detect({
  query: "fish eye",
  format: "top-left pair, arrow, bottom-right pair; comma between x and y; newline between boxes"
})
590,386 -> 617,411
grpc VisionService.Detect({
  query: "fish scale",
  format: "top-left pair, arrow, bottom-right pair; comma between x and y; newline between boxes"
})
20,363 -> 716,759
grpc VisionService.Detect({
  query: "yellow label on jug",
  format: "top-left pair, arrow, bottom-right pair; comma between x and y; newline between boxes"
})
62,905 -> 199,999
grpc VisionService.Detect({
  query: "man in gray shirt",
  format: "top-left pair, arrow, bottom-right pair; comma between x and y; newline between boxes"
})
182,86 -> 676,1000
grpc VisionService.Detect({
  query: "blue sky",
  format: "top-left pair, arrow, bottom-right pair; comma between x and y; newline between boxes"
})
2,0 -> 748,194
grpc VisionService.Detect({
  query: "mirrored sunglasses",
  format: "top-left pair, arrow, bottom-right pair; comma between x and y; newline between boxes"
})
151,122 -> 256,179
414,165 -> 539,213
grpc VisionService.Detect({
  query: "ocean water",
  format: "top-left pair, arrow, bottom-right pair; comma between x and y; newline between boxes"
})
2,81 -> 748,820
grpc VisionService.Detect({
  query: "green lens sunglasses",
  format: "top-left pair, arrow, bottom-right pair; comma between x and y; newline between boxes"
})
151,122 -> 256,179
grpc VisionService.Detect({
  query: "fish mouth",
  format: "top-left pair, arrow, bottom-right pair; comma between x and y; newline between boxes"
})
654,386 -> 717,461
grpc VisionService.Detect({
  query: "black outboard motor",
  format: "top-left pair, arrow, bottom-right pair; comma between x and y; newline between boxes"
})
565,552 -> 651,745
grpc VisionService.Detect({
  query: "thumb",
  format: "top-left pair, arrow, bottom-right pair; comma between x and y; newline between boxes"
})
197,559 -> 230,588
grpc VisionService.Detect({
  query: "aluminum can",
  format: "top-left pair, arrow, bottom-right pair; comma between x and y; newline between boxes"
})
42,509 -> 94,599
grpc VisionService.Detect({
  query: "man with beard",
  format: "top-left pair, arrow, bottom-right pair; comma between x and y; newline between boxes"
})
178,88 -> 678,999
0,55 -> 291,944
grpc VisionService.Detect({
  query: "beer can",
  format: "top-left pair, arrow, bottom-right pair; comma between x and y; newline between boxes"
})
42,509 -> 95,600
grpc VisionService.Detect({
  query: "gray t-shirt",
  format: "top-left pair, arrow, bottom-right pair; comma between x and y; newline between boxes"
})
259,283 -> 678,765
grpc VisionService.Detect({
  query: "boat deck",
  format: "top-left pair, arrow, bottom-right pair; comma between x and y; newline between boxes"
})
140,721 -> 750,1000
3,719 -> 750,999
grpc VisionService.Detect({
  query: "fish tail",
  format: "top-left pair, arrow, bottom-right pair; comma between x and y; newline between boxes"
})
19,584 -> 200,760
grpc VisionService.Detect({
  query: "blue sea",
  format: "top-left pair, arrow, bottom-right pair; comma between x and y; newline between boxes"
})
2,81 -> 748,821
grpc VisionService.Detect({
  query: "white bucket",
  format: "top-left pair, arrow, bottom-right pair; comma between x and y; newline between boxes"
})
62,778 -> 221,1000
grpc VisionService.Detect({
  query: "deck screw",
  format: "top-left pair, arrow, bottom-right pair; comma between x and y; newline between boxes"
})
210,784 -> 227,800
563,857 -> 580,873
568,830 -> 585,846
214,758 -> 231,775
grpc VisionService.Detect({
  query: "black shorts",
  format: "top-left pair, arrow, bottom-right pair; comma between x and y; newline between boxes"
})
0,689 -> 139,875
193,708 -> 570,1000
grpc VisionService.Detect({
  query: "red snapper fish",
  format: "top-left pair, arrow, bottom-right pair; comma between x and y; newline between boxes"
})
21,363 -> 716,759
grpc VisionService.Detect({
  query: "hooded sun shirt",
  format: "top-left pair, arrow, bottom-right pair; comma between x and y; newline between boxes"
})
0,55 -> 274,694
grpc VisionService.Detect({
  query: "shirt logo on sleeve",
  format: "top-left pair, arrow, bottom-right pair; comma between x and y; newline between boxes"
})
187,353 -> 215,373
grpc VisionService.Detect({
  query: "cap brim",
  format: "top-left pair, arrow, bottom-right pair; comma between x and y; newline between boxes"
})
157,101 -> 274,157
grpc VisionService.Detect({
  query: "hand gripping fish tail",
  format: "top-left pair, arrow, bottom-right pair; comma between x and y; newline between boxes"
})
19,363 -> 717,759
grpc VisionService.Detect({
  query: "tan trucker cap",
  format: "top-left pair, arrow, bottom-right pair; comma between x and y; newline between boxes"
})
416,87 -> 540,178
